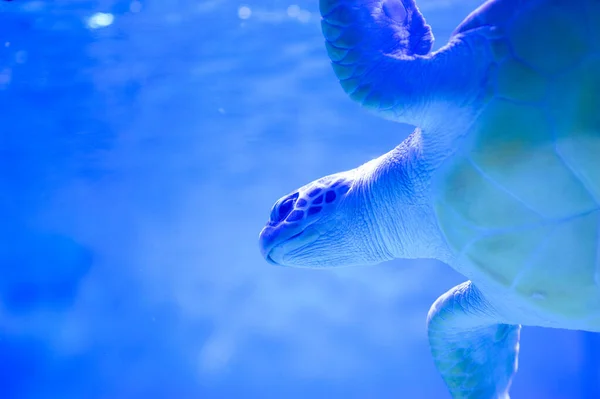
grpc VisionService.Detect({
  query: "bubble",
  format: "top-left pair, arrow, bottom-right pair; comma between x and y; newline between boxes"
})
15,51 -> 27,64
238,6 -> 252,20
297,10 -> 311,23
87,12 -> 114,29
198,333 -> 234,373
0,69 -> 11,86
287,5 -> 311,23
130,1 -> 142,13
287,5 -> 300,18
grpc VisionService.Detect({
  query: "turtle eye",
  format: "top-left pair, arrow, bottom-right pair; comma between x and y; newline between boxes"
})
270,192 -> 299,224
277,197 -> 294,221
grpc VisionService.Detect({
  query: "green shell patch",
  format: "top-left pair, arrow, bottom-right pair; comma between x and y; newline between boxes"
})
509,1 -> 590,75
551,58 -> 600,203
465,225 -> 551,288
585,0 -> 600,51
469,99 -> 598,219
437,157 -> 543,231
513,211 -> 600,318
495,58 -> 547,103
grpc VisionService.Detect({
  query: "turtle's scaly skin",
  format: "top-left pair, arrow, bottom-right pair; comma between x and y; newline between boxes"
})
432,0 -> 600,327
259,0 -> 600,397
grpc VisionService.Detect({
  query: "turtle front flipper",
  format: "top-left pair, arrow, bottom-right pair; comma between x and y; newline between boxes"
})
320,0 -> 496,128
320,0 -> 433,120
427,281 -> 521,399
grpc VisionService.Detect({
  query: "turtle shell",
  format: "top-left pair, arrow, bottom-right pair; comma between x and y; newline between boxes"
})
432,0 -> 600,322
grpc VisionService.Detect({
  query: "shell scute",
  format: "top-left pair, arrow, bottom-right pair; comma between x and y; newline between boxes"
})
587,0 -> 600,50
489,38 -> 511,63
508,1 -> 590,75
550,57 -> 600,203
495,58 -> 548,103
513,211 -> 600,318
465,226 -> 551,288
469,99 -> 598,219
437,157 -> 542,231
432,0 -> 600,320
434,201 -> 482,253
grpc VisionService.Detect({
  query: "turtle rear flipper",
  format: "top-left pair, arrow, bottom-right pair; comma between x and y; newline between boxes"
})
428,281 -> 521,399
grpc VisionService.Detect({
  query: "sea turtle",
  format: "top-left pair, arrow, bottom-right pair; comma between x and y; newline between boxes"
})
258,0 -> 600,397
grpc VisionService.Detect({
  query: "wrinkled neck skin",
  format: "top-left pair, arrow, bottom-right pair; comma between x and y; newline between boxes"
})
356,129 -> 454,264
351,31 -> 496,265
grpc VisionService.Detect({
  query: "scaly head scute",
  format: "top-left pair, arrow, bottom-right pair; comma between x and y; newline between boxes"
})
259,172 -> 355,267
267,177 -> 351,228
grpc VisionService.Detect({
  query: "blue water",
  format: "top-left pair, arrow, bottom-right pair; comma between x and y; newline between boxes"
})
1,1 -> 599,398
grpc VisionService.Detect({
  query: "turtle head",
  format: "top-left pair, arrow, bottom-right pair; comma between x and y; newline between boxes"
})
259,164 -> 394,268
259,133 -> 449,267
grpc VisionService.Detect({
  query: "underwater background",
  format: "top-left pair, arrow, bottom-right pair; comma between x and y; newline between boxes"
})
1,0 -> 599,398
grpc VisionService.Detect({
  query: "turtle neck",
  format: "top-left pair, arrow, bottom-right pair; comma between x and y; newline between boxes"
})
358,128 -> 455,264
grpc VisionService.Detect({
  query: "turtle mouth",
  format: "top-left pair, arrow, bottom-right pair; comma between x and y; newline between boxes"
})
264,231 -> 303,265
260,226 -> 321,266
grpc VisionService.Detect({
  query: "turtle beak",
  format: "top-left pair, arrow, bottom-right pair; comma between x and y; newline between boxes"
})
258,226 -> 279,264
